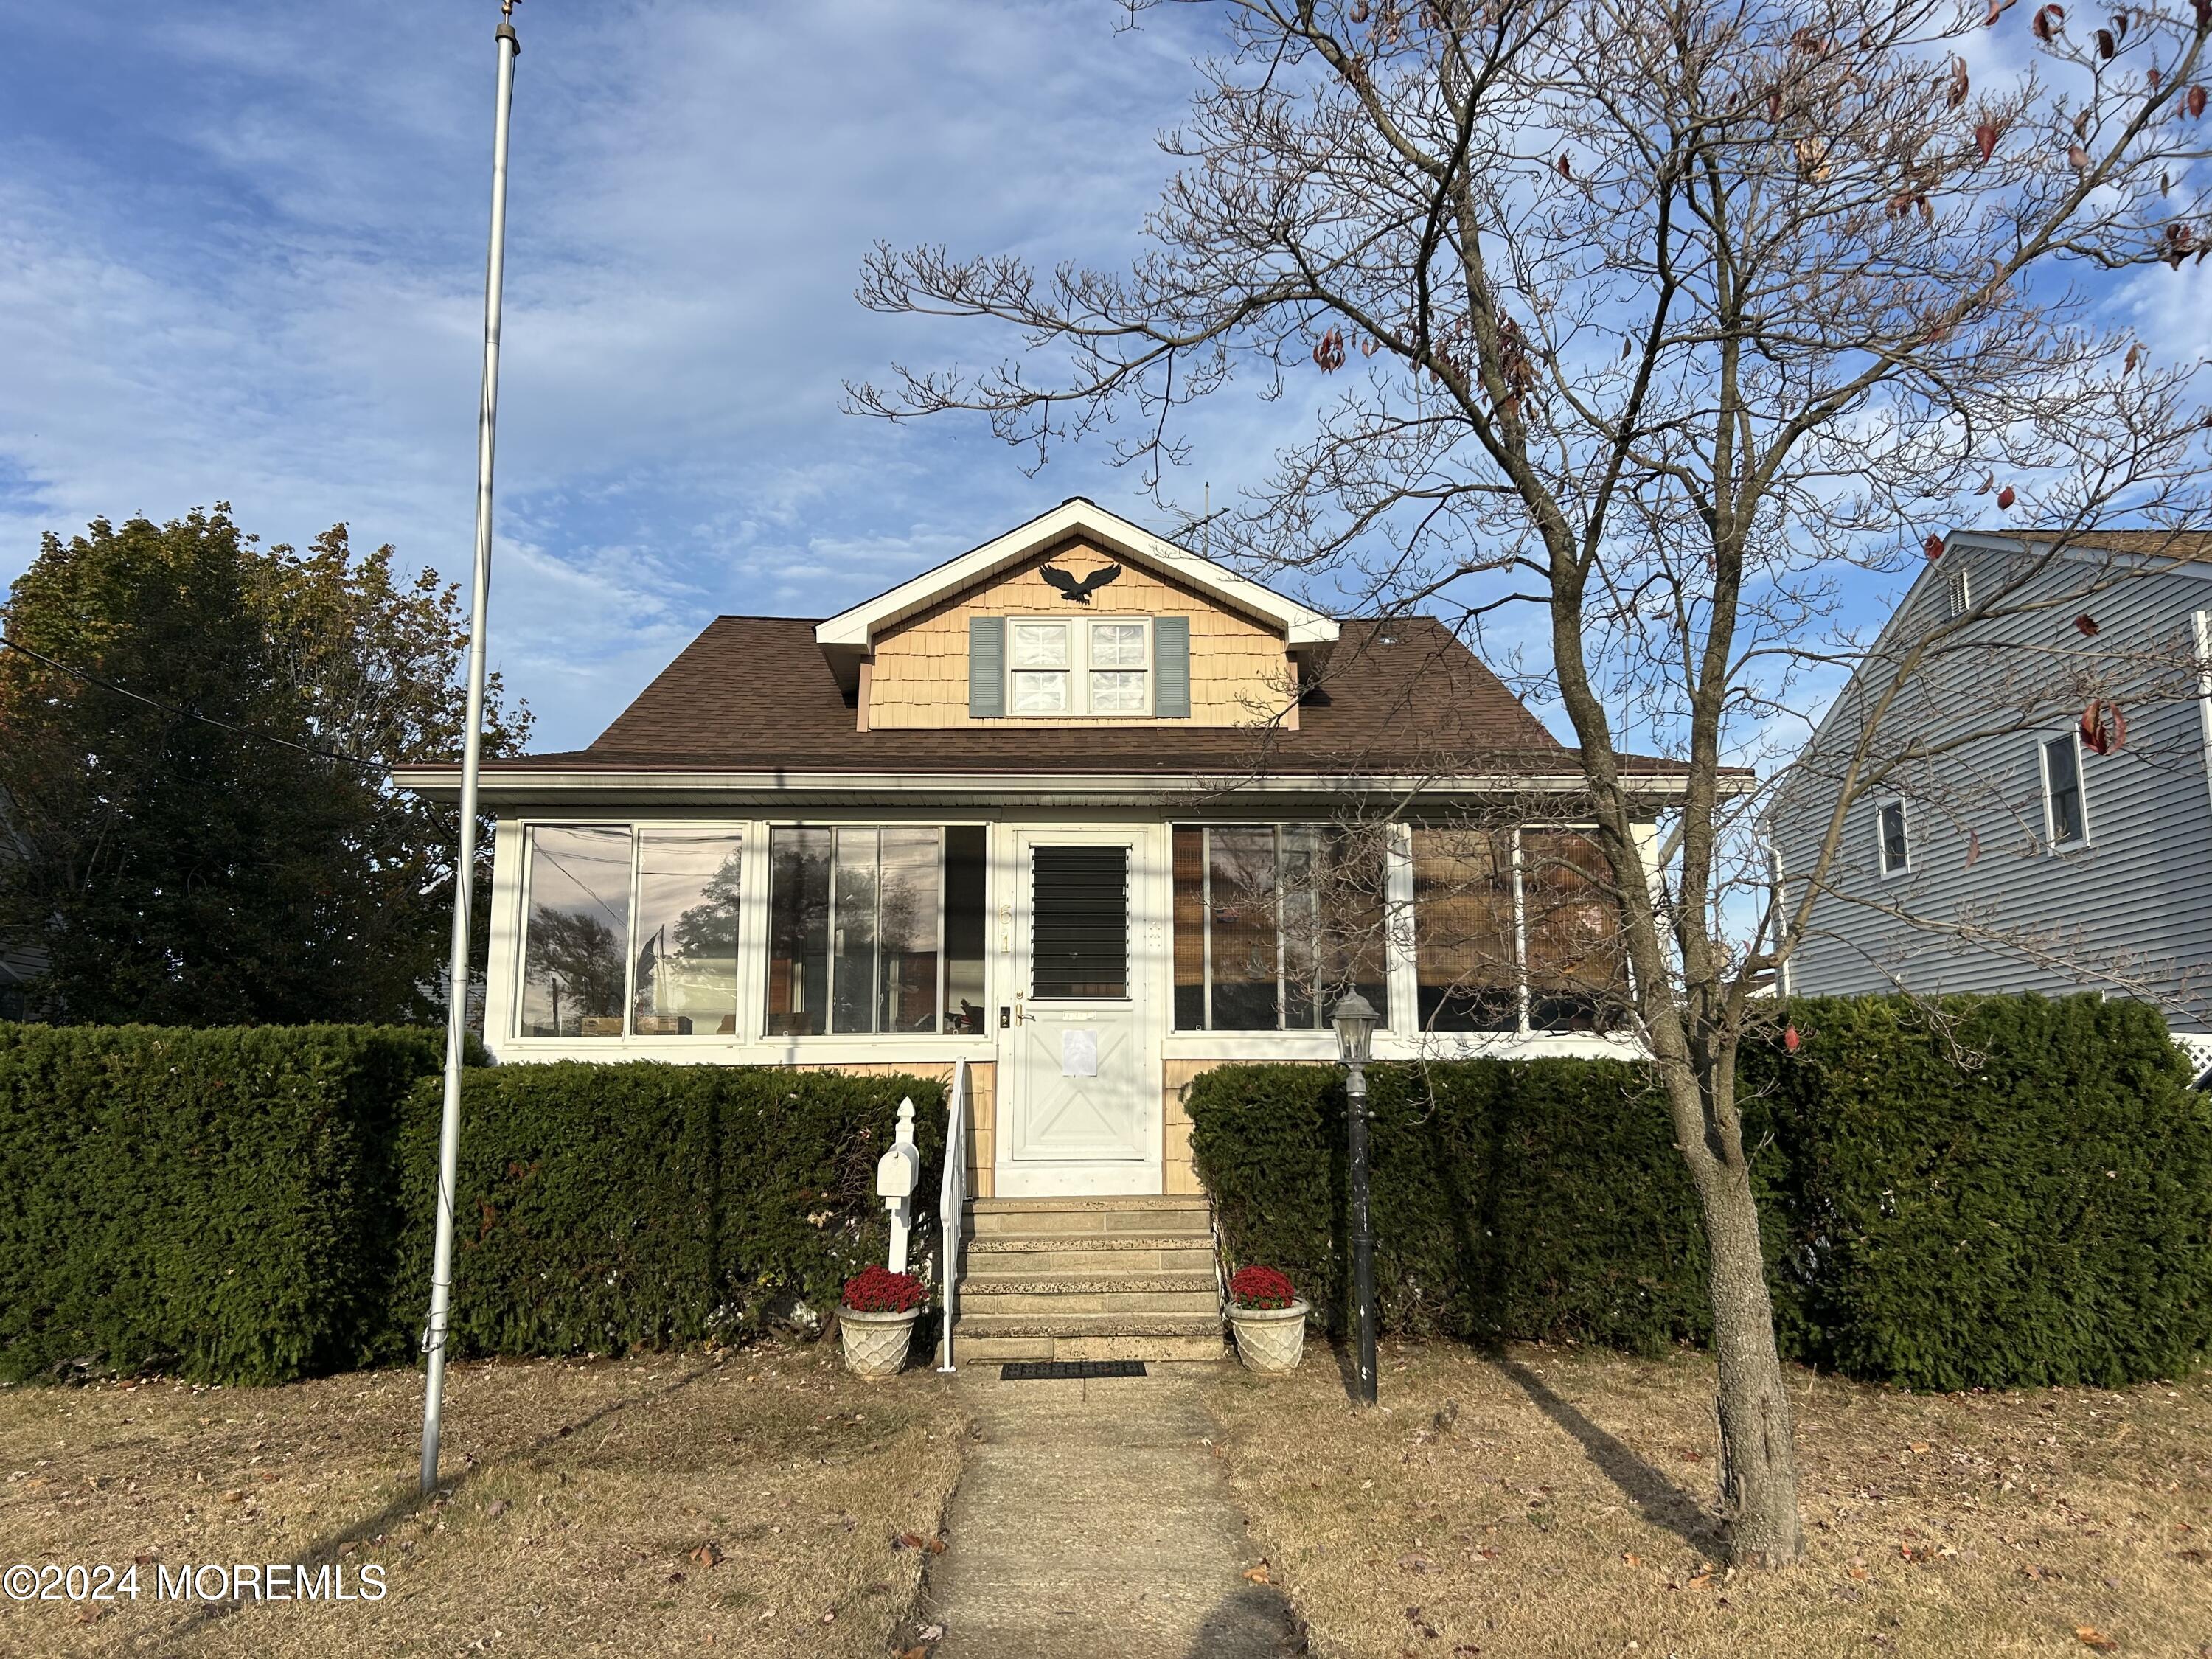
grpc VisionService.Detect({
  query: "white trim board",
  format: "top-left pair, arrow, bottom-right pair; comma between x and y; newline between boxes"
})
813,498 -> 1340,650
395,766 -> 1725,807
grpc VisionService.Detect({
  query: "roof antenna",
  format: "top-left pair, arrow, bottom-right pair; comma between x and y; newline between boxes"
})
1203,481 -> 1210,560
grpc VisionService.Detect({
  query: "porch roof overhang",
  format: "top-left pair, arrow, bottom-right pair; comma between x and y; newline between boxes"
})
391,762 -> 1742,813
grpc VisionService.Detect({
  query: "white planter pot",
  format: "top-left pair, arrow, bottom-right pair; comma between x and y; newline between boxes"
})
839,1306 -> 921,1380
1225,1298 -> 1309,1375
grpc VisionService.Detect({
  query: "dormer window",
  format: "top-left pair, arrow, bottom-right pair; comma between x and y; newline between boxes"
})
1009,617 -> 1152,716
1010,620 -> 1072,712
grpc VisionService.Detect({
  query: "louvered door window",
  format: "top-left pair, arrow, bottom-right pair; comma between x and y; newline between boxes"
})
1031,846 -> 1128,998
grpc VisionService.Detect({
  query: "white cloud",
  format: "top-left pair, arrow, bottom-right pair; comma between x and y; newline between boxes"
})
0,0 -> 1254,747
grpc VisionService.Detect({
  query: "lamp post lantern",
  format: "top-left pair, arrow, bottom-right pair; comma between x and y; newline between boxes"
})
1332,990 -> 1379,1406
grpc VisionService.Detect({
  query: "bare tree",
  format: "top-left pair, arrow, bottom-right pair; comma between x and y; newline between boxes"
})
849,0 -> 2212,1564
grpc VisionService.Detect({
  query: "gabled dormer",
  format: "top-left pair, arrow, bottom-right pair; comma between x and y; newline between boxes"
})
815,498 -> 1339,731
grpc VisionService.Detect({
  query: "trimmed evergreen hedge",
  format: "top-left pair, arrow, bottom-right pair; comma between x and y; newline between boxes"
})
1190,995 -> 2212,1389
1185,1057 -> 1773,1357
0,1023 -> 446,1385
8,995 -> 2203,1391
1754,995 -> 2212,1390
0,1023 -> 945,1384
388,1063 -> 945,1362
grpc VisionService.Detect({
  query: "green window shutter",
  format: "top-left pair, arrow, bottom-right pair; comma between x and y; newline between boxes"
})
969,616 -> 1006,718
1154,616 -> 1190,718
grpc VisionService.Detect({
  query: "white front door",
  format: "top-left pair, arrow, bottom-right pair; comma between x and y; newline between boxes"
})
999,827 -> 1158,1196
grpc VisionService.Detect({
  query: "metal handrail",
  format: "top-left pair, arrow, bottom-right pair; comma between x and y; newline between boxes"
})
937,1057 -> 969,1372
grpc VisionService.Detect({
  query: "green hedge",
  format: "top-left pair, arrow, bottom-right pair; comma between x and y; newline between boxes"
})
0,1023 -> 446,1384
0,1023 -> 947,1384
1190,995 -> 2212,1389
1186,1058 -> 1779,1357
387,1063 -> 945,1362
1750,995 -> 2212,1390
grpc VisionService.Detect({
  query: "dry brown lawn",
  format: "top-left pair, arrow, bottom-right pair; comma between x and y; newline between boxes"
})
0,1343 -> 966,1658
1206,1339 -> 2212,1658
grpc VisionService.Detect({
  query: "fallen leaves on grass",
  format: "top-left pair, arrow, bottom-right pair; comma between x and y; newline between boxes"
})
1244,1562 -> 1273,1584
2076,1627 -> 2119,1651
688,1540 -> 723,1568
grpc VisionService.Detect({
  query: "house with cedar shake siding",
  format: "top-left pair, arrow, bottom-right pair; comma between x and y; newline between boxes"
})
397,500 -> 1699,1359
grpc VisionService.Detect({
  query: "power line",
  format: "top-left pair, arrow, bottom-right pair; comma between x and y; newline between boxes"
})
0,630 -> 392,773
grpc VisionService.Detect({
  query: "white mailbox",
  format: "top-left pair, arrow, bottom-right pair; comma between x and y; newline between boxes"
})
875,1142 -> 918,1200
876,1097 -> 921,1273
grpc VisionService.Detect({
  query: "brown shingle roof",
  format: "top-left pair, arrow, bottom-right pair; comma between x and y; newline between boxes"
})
464,615 -> 1688,779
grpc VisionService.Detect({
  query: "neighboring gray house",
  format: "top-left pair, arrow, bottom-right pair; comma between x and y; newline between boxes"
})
1767,529 -> 2212,1070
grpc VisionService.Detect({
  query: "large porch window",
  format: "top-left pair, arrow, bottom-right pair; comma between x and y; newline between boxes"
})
765,825 -> 988,1037
1413,826 -> 1629,1034
1171,825 -> 1390,1030
518,825 -> 743,1038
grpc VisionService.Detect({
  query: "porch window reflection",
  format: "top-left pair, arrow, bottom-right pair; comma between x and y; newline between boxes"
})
520,825 -> 633,1037
1522,832 -> 1630,1033
1171,824 -> 1390,1031
767,826 -> 987,1037
632,830 -> 743,1037
1412,827 -> 1520,1032
1411,826 -> 1627,1034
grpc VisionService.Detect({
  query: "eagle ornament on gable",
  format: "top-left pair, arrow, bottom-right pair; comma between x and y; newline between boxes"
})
1038,562 -> 1121,604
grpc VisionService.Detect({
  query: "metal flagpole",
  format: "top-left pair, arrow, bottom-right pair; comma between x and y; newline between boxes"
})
421,0 -> 523,1497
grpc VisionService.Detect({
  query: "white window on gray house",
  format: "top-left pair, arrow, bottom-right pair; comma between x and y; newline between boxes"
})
1877,799 -> 1910,876
2042,734 -> 2087,847
518,825 -> 743,1039
1944,564 -> 1971,620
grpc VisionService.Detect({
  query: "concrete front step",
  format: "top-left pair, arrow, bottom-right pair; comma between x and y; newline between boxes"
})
953,1331 -> 1233,1363
967,1194 -> 1213,1211
963,1237 -> 1216,1276
964,1200 -> 1213,1239
959,1273 -> 1220,1318
952,1195 -> 1224,1360
951,1309 -> 1231,1364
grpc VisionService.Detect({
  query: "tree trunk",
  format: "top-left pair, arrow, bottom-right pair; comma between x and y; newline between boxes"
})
1694,1151 -> 1804,1566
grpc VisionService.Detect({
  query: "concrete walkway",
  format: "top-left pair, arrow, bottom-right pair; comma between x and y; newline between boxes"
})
922,1364 -> 1299,1658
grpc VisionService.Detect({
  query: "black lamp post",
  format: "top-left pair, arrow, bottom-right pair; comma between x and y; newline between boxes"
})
1332,990 -> 1379,1405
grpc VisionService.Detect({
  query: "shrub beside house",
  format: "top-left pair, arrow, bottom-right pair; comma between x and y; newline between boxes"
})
2,991 -> 2206,1391
1191,993 -> 2212,1391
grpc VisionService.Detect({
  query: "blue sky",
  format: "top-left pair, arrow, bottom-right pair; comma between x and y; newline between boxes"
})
0,0 -> 1305,751
1,1 -> 2204,757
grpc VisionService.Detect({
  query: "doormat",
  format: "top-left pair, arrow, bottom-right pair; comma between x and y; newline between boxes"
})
999,1360 -> 1147,1381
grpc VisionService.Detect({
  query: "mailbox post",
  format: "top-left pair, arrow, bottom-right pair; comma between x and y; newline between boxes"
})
876,1097 -> 921,1273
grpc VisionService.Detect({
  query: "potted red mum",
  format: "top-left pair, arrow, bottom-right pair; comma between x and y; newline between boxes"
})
839,1265 -> 925,1380
1224,1265 -> 1308,1374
